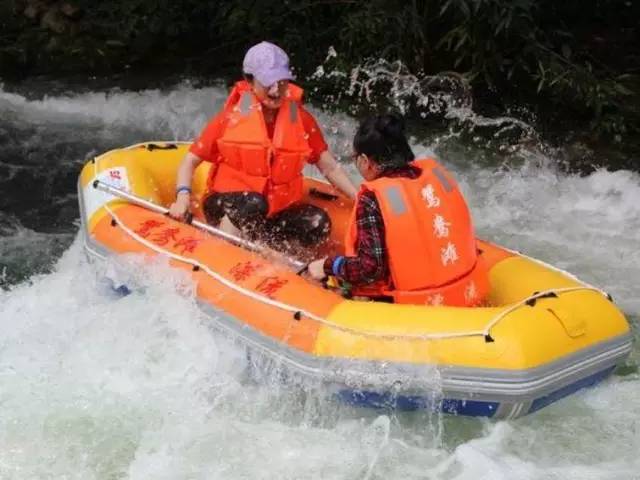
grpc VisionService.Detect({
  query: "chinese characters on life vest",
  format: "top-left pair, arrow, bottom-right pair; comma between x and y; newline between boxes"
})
421,182 -> 477,303
426,293 -> 444,306
464,281 -> 478,303
433,214 -> 450,238
421,184 -> 458,268
421,184 -> 441,208
440,242 -> 459,266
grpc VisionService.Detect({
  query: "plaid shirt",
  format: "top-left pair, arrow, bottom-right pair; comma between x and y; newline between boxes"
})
324,165 -> 420,285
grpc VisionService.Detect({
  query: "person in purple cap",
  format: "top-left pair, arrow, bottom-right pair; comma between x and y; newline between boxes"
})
169,41 -> 357,247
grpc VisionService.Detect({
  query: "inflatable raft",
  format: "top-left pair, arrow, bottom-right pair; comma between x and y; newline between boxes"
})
78,142 -> 633,419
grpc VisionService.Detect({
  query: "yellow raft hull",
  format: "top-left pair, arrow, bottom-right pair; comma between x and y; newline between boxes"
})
77,142 -> 632,418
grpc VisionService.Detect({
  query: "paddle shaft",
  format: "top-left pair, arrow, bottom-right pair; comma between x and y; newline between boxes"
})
92,180 -> 308,271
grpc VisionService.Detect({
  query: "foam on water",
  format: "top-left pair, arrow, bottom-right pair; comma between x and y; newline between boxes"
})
0,240 -> 444,479
0,81 -> 639,479
457,159 -> 640,314
0,81 -> 223,140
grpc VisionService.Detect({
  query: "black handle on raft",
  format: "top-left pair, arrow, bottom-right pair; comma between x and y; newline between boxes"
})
525,291 -> 558,307
164,210 -> 193,225
296,263 -> 310,276
146,143 -> 178,151
309,188 -> 339,201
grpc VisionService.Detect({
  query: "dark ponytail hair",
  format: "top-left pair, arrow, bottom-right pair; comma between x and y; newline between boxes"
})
353,114 -> 414,170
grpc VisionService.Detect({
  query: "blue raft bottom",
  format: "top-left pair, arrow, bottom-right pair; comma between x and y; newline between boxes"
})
337,366 -> 616,418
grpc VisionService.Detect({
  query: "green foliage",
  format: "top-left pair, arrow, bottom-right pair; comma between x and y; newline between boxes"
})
428,0 -> 639,138
3,0 -> 639,141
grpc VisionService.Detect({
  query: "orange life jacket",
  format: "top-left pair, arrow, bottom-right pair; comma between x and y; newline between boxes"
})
206,81 -> 312,216
345,158 -> 489,306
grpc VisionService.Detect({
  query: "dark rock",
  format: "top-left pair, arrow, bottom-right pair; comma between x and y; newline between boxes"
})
23,3 -> 42,20
105,40 -> 127,48
45,36 -> 61,52
60,2 -> 81,19
40,7 -> 70,35
0,49 -> 24,79
14,0 -> 28,12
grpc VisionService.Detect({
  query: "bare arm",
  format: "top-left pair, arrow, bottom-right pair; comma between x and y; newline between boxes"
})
315,151 -> 358,199
168,152 -> 204,220
176,151 -> 203,189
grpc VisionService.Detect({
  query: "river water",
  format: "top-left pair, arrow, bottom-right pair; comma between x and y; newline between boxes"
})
0,78 -> 639,479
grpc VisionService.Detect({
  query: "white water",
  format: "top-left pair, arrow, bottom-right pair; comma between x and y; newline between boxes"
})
0,82 -> 639,479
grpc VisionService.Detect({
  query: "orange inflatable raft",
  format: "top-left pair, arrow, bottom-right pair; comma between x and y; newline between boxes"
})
77,142 -> 632,419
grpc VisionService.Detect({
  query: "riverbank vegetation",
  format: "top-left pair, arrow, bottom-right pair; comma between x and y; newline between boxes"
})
2,0 -> 639,168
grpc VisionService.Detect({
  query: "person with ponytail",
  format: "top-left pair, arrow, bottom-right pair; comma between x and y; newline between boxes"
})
308,114 -> 489,306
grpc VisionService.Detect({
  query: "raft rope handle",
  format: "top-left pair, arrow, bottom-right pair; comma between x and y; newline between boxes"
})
480,286 -> 602,341
90,142 -> 609,342
146,143 -> 178,151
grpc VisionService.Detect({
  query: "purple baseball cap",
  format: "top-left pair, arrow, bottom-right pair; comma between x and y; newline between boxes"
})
242,41 -> 294,87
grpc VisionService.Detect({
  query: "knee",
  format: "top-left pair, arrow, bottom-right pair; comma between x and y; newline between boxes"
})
300,208 -> 331,246
240,193 -> 268,219
224,192 -> 268,233
203,194 -> 224,225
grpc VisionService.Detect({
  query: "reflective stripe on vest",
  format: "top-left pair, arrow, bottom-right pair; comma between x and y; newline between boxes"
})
384,185 -> 407,216
289,101 -> 298,123
239,91 -> 252,116
432,166 -> 453,192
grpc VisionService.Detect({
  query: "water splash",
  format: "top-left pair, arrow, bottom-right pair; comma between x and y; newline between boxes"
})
1,78 -> 639,479
310,50 -> 539,155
